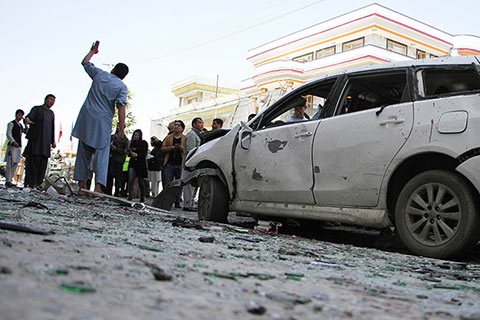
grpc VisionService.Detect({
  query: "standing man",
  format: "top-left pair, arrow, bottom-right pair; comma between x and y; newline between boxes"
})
211,118 -> 223,130
182,117 -> 203,211
23,94 -> 56,189
161,120 -> 185,208
72,41 -> 129,196
5,109 -> 25,187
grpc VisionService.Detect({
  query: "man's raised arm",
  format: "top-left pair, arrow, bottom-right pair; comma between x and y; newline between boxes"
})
81,41 -> 100,65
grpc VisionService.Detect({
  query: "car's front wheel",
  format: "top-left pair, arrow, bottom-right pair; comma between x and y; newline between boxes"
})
395,170 -> 480,259
198,176 -> 229,223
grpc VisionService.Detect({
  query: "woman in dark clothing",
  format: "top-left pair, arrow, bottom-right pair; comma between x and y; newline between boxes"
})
127,129 -> 148,202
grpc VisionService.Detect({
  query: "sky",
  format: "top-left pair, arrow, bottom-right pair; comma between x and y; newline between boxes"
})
1,0 -> 479,150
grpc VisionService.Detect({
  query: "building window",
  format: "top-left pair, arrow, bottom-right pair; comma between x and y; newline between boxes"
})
387,39 -> 407,56
417,49 -> 427,59
293,52 -> 314,63
387,39 -> 407,55
316,46 -> 336,59
342,38 -> 364,52
187,97 -> 197,104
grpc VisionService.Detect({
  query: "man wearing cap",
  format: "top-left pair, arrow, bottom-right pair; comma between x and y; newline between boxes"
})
72,40 -> 129,196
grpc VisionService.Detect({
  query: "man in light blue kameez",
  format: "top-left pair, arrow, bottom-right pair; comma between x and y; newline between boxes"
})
72,41 -> 128,195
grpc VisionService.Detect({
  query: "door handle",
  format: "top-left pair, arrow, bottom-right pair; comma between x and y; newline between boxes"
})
379,118 -> 405,126
295,132 -> 313,138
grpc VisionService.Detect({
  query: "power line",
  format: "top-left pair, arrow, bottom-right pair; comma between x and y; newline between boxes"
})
134,0 -> 326,64
137,0 -> 295,57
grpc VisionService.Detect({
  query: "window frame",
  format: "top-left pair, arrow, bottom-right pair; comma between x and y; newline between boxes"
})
342,37 -> 365,52
333,69 -> 411,116
414,65 -> 480,100
292,52 -> 314,63
250,76 -> 342,131
416,49 -> 427,59
315,46 -> 336,59
387,39 -> 408,56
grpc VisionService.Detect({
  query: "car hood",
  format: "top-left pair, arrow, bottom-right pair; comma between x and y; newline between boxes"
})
185,124 -> 241,170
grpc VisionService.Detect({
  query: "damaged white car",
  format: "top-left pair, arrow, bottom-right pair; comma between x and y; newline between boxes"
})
160,56 -> 480,259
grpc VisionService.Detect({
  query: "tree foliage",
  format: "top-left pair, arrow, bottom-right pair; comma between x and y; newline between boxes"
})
112,89 -> 136,135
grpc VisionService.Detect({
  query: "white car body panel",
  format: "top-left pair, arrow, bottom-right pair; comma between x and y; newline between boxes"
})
185,126 -> 241,198
380,94 -> 480,198
230,200 -> 391,228
313,102 -> 413,207
456,156 -> 480,195
234,121 -> 319,203
184,56 -> 480,232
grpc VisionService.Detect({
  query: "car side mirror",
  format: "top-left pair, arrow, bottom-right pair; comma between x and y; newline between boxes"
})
240,130 -> 252,150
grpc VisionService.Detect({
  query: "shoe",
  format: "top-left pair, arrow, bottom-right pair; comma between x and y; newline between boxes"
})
5,182 -> 16,187
127,197 -> 132,201
140,198 -> 145,203
183,207 -> 197,212
174,203 -> 181,208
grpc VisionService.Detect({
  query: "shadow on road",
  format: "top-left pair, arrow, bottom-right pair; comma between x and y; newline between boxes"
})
228,214 -> 480,264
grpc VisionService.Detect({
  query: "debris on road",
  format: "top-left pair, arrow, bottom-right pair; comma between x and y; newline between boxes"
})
0,186 -> 479,319
0,221 -> 54,235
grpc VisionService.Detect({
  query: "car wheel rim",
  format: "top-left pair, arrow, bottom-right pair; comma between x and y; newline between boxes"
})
405,182 -> 461,247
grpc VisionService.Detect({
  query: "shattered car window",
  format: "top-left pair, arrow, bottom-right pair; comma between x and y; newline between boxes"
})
421,68 -> 480,98
259,79 -> 337,129
336,71 -> 408,115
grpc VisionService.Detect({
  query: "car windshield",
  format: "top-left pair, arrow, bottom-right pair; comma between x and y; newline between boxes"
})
255,78 -> 337,129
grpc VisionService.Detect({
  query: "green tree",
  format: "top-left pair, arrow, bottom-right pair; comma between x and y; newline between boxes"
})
112,89 -> 136,135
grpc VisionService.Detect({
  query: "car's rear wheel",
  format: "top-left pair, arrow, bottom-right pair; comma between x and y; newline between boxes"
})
395,170 -> 480,258
198,176 -> 229,223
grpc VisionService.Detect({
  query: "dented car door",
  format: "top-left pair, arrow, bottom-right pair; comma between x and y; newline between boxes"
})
312,70 -> 414,207
234,121 -> 319,203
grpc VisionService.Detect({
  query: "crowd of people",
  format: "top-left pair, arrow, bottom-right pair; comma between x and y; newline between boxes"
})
3,41 -> 257,211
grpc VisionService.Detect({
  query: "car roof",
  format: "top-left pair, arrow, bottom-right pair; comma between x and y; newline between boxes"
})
251,55 -> 479,123
322,55 -> 480,79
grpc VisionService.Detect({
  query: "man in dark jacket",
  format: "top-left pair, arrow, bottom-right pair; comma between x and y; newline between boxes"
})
23,94 -> 56,189
148,136 -> 164,197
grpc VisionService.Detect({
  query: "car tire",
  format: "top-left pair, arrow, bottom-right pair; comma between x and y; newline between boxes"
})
198,175 -> 229,223
395,169 -> 480,259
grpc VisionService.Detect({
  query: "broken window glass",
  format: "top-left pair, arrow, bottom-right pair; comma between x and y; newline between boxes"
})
421,68 -> 480,98
258,78 -> 338,129
336,71 -> 408,115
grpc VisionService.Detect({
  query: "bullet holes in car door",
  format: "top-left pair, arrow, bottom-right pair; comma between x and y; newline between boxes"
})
233,78 -> 339,203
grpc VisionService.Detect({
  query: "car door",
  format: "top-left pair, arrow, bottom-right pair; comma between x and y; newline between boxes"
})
234,120 -> 319,203
312,69 -> 414,207
233,78 -> 339,204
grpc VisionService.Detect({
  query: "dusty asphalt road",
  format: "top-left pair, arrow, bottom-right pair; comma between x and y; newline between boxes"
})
0,187 -> 479,320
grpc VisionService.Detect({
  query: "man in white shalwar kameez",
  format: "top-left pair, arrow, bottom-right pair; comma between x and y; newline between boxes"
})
72,41 -> 128,195
5,109 -> 25,186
